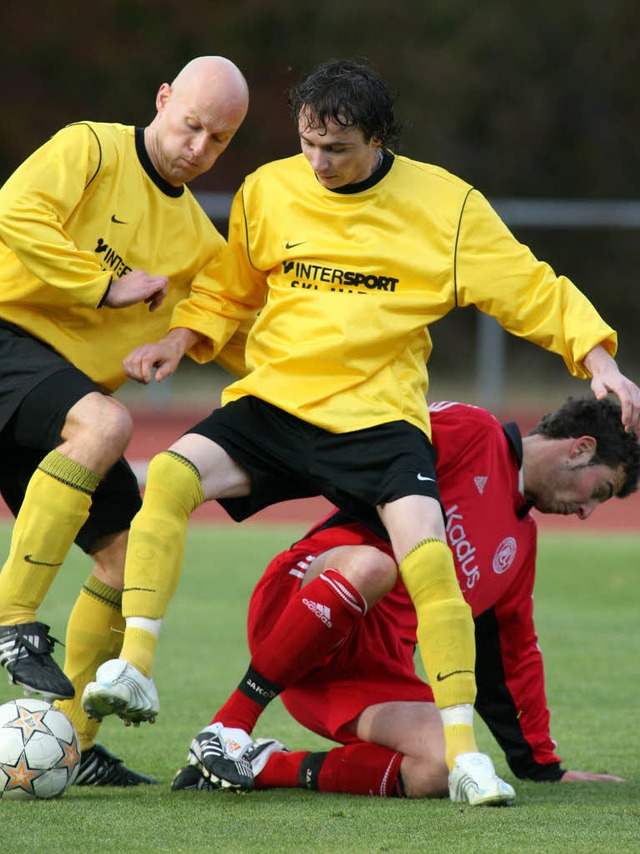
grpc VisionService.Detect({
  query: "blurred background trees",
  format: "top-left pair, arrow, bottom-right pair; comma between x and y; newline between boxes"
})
3,0 -> 639,407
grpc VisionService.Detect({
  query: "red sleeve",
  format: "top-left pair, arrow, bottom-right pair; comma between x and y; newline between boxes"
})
474,540 -> 564,780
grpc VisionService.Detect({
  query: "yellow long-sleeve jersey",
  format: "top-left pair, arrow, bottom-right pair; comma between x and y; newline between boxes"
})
172,153 -> 616,438
0,121 -> 224,391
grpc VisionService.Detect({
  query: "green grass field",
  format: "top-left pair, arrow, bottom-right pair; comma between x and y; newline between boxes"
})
1,522 -> 639,853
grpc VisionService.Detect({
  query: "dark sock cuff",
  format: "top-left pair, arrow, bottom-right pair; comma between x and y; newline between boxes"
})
392,769 -> 406,799
298,752 -> 328,790
38,449 -> 102,494
237,664 -> 282,708
83,575 -> 122,609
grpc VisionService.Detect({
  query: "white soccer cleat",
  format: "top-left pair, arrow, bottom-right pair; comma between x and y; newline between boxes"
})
448,752 -> 515,806
81,658 -> 159,725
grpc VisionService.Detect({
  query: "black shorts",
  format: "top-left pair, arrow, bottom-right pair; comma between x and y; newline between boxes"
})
188,396 -> 440,523
0,319 -> 79,432
0,341 -> 142,554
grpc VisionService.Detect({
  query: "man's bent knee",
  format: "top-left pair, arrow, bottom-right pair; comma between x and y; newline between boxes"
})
61,394 -> 134,471
401,756 -> 449,799
308,545 -> 397,607
337,546 -> 397,606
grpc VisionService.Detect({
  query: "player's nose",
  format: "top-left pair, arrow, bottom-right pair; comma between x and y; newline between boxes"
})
308,150 -> 328,172
576,503 -> 596,520
189,135 -> 208,158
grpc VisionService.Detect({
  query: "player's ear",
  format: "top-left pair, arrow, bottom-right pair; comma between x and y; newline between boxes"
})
156,82 -> 172,113
570,435 -> 597,463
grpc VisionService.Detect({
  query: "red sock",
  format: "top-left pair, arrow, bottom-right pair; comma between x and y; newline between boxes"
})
254,750 -> 309,789
214,569 -> 366,732
212,688 -> 264,733
255,743 -> 405,798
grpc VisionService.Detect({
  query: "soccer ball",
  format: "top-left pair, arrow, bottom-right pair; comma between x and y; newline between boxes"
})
0,698 -> 81,799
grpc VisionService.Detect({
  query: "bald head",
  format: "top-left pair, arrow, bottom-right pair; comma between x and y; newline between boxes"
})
171,56 -> 249,114
145,56 -> 249,186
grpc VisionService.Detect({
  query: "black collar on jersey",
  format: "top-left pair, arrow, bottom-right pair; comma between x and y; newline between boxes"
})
331,150 -> 394,195
135,127 -> 185,198
502,421 -> 533,519
502,421 -> 523,467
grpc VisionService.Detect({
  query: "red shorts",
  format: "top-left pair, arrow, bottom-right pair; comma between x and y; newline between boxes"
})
246,521 -> 434,744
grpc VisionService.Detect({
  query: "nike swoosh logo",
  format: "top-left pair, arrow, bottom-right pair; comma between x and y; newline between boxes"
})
417,474 -> 435,482
111,214 -> 127,224
436,669 -> 475,682
285,241 -> 306,249
24,554 -> 64,567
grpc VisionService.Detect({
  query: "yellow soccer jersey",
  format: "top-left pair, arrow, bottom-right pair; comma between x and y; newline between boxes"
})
172,152 -> 616,437
0,122 -> 224,391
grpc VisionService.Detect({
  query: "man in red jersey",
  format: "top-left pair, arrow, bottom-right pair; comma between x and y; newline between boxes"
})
173,396 -> 639,799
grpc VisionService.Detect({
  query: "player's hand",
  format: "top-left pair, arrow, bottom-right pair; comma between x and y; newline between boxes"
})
583,345 -> 640,435
104,269 -> 169,312
123,327 -> 199,384
560,769 -> 625,783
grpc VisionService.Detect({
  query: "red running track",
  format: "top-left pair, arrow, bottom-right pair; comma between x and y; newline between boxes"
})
1,407 -> 638,532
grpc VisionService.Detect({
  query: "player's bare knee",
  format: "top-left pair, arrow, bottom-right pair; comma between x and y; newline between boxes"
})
67,394 -> 133,448
340,546 -> 397,605
401,757 -> 449,799
94,397 -> 134,448
63,394 -> 133,462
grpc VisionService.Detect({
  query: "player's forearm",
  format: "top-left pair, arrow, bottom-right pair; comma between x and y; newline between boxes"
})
581,342 -> 618,376
163,326 -> 203,356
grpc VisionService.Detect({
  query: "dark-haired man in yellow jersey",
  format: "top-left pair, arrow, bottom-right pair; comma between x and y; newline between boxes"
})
0,56 -> 248,786
85,59 -> 640,805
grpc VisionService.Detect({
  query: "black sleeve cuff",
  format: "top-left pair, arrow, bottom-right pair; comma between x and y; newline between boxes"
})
98,276 -> 113,308
521,762 -> 565,782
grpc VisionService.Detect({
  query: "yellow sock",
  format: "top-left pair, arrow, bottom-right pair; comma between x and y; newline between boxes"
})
399,538 -> 478,769
121,451 -> 204,673
441,705 -> 477,768
120,628 -> 158,678
0,451 -> 100,624
55,575 -> 124,751
443,724 -> 476,770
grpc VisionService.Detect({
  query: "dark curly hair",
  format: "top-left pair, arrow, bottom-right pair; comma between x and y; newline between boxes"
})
288,58 -> 403,148
529,396 -> 640,497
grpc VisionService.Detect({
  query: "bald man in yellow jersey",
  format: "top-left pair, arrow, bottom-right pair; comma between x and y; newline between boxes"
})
85,59 -> 640,805
0,56 -> 248,786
